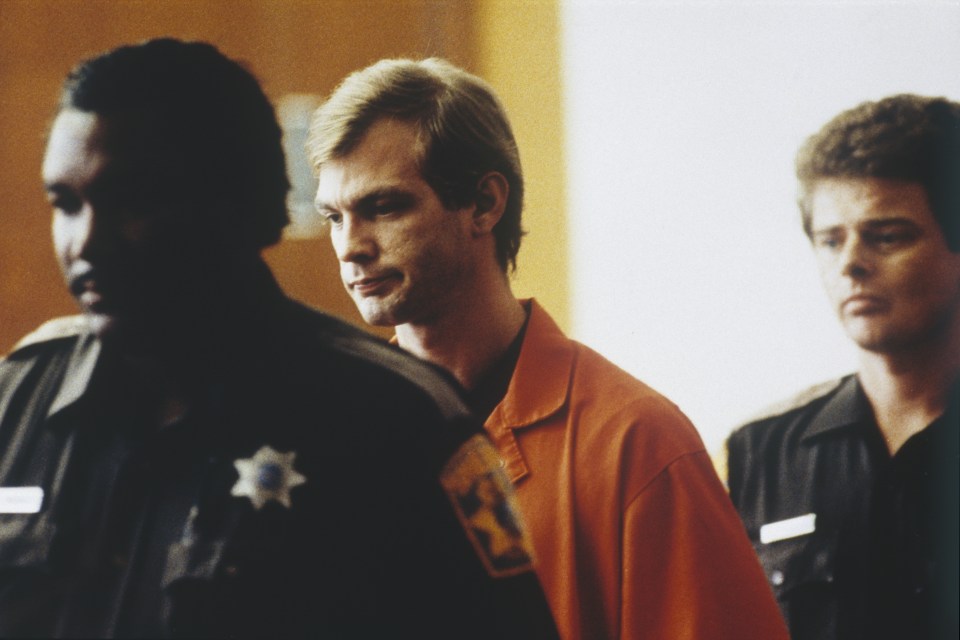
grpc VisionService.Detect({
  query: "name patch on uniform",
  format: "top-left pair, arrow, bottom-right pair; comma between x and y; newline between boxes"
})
760,513 -> 816,544
440,435 -> 535,578
0,487 -> 44,514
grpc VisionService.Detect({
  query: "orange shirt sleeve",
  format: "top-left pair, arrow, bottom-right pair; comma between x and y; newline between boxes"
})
622,450 -> 789,639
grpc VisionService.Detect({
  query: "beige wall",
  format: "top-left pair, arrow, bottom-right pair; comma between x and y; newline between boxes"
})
0,0 -> 566,351
474,0 -> 568,331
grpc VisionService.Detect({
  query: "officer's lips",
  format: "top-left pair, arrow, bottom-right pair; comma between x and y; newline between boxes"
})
842,293 -> 888,315
69,272 -> 115,314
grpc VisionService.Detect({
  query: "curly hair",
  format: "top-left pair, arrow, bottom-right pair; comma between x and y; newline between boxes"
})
60,38 -> 289,250
796,94 -> 960,251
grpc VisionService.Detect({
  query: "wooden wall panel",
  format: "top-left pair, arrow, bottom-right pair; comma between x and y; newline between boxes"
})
0,0 -> 476,351
474,0 -> 568,332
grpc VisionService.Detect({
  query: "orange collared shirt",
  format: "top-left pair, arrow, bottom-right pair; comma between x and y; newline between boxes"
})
486,300 -> 788,640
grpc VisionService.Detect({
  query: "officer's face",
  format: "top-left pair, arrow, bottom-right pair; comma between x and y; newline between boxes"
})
809,177 -> 960,354
43,109 -> 210,346
315,118 -> 475,327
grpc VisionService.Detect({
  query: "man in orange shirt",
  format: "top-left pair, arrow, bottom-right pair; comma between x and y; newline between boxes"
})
307,58 -> 786,640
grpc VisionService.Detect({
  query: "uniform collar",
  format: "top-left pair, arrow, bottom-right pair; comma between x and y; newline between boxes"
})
46,262 -> 289,428
47,331 -> 101,423
802,374 -> 873,441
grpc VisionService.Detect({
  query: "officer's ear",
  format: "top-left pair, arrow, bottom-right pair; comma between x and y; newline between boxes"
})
470,171 -> 509,237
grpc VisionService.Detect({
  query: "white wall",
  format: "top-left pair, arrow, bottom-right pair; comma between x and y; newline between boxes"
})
560,0 -> 960,452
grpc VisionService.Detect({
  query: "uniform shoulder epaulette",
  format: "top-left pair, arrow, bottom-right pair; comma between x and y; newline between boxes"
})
10,315 -> 89,354
742,377 -> 848,425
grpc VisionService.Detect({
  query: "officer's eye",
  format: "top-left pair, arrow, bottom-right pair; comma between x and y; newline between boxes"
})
48,191 -> 83,216
864,226 -> 918,250
812,232 -> 842,250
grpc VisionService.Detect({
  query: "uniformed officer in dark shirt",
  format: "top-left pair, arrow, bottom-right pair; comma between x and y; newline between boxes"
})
0,38 -> 559,638
726,94 -> 960,639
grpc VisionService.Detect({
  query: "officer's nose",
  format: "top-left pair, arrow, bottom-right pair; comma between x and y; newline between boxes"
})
840,234 -> 873,280
73,205 -> 123,264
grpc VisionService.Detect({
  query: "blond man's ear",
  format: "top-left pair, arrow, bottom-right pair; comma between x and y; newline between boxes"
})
470,171 -> 509,236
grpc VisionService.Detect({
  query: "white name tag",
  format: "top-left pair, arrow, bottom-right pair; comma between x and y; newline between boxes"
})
760,512 -> 816,544
0,487 -> 44,514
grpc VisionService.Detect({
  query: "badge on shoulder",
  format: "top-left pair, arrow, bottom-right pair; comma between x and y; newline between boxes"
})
440,435 -> 536,577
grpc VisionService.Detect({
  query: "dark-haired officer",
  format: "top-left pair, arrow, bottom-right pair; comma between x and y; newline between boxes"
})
0,39 -> 558,639
727,94 -> 960,640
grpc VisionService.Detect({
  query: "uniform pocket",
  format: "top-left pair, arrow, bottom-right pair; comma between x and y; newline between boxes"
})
160,532 -> 241,637
161,535 -> 229,588
756,532 -> 837,598
0,515 -> 56,569
756,532 -> 839,638
158,500 -> 260,638
0,517 -> 61,636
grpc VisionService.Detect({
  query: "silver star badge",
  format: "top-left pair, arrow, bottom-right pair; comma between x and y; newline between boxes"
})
231,445 -> 307,510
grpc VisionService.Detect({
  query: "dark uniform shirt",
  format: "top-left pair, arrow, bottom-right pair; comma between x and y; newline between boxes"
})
0,270 -> 558,639
727,374 -> 959,640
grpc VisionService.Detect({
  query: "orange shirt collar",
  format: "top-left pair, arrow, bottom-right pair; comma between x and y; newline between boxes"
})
489,299 -> 573,431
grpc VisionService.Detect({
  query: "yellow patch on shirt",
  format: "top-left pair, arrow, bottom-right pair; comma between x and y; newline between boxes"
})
440,435 -> 536,578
